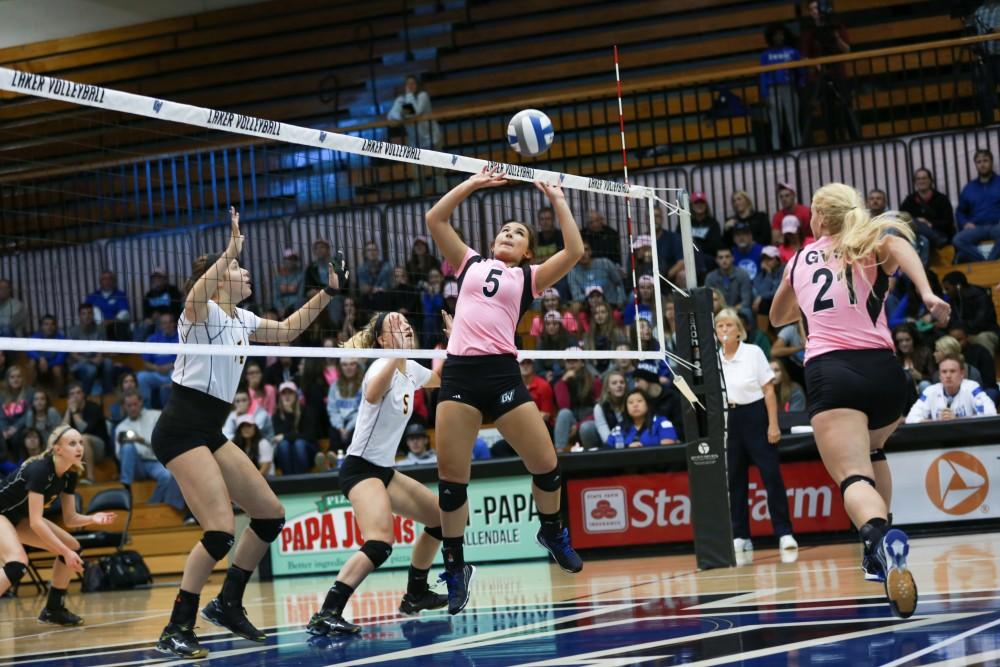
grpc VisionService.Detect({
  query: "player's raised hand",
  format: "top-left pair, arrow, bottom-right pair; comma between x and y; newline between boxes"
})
467,165 -> 508,190
441,309 -> 454,338
534,180 -> 566,203
228,206 -> 245,255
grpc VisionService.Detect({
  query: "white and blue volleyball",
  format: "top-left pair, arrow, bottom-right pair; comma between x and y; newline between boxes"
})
507,109 -> 554,157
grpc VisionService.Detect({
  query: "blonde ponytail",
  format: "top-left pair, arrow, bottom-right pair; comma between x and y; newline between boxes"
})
341,313 -> 381,349
812,183 -> 913,268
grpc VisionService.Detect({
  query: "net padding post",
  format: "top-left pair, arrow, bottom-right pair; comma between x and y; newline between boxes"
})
674,286 -> 735,570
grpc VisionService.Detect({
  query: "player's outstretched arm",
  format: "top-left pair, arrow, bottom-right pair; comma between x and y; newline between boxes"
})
426,167 -> 505,269
879,235 -> 950,325
185,206 -> 243,324
253,258 -> 345,344
534,181 -> 584,290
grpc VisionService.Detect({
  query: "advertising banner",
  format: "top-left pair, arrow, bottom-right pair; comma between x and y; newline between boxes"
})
890,445 -> 1000,525
270,475 -> 548,577
567,460 -> 850,549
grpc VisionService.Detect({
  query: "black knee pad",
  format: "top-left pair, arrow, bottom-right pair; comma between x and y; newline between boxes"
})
249,516 -> 286,543
840,474 -> 876,497
360,540 -> 392,569
532,464 -> 563,493
438,481 -> 468,512
870,449 -> 887,462
424,525 -> 444,541
201,531 -> 235,561
3,561 -> 27,587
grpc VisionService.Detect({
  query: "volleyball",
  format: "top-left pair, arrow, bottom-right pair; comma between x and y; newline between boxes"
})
506,109 -> 554,157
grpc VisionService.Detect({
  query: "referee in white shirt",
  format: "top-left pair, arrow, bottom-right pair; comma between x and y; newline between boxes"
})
715,308 -> 797,554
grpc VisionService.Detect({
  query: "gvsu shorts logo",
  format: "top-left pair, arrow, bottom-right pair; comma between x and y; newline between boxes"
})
582,488 -> 627,533
925,451 -> 989,515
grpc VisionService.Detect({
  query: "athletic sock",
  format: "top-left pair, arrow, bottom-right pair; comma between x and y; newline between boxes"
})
407,566 -> 430,596
219,565 -> 253,605
442,537 -> 465,572
170,589 -> 200,627
46,586 -> 67,611
322,580 -> 355,615
539,511 -> 562,539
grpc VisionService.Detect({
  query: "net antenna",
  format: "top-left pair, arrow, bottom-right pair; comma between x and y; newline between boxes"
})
612,48 -> 701,407
1,65 -> 683,368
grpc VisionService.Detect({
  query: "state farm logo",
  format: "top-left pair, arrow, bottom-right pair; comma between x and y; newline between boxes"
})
582,488 -> 627,533
925,451 -> 989,515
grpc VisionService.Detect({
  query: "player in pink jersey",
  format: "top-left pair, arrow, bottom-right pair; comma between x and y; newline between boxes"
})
770,182 -> 950,620
426,167 -> 585,613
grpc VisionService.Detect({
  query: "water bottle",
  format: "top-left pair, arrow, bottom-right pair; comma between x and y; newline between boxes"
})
611,426 -> 625,449
336,449 -> 345,468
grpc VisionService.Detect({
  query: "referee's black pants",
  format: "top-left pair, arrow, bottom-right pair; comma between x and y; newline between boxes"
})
727,399 -> 793,540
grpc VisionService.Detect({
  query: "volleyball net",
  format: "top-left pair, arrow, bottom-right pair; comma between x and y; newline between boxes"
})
0,66 -> 696,372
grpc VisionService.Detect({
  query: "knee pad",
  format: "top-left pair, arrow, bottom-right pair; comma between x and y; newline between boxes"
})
360,540 -> 392,569
3,561 -> 27,587
840,474 -> 876,497
201,531 -> 235,561
424,525 -> 444,541
870,449 -> 887,462
438,481 -> 468,513
532,464 -> 563,493
249,516 -> 286,544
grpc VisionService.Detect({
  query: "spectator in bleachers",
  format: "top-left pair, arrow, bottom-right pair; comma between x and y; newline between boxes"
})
899,167 -> 956,260
553,351 -> 603,451
771,183 -> 811,244
941,271 -> 1000,344
0,278 -> 27,337
609,343 -> 637,389
405,236 -> 441,286
534,207 -> 563,264
530,288 -> 580,337
653,207 -> 686,286
905,356 -> 997,423
271,248 -> 306,316
592,370 -> 627,447
801,0 -> 858,142
27,314 -> 67,394
972,1 -> 1000,124
264,348 -> 301,388
421,272 -> 448,348
631,234 -> 655,282
660,296 -> 679,360
893,323 -> 934,400
705,248 -> 753,321
67,303 -> 115,396
581,209 -> 622,265
108,371 -> 137,427
387,74 -> 445,196
358,240 -> 394,314
0,366 -> 29,451
583,301 -> 626,375
867,189 -> 888,217
887,267 -> 944,331
731,221 -> 764,281
2,426 -> 41,474
85,270 -> 131,341
933,336 -> 985,387
688,192 -> 723,275
137,312 -> 177,409
633,360 -> 685,442
271,381 -> 318,475
384,266 -> 422,318
400,423 -> 437,466
608,389 -> 678,448
760,23 -> 803,151
326,357 -> 363,453
772,322 -> 806,389
24,390 -> 61,443
244,360 -> 276,415
222,388 -> 275,454
338,297 -> 362,344
139,267 -> 183,340
233,414 -> 274,477
777,215 -> 814,263
623,276 -> 656,327
947,323 -> 998,397
61,382 -> 109,484
724,191 -> 772,248
739,310 -> 771,360
519,358 -> 555,431
568,244 -> 626,307
304,238 -> 345,329
770,360 -> 805,413
752,245 -> 782,315
953,148 -> 1000,262
114,390 -> 186,511
711,287 -> 727,315
535,311 -> 571,382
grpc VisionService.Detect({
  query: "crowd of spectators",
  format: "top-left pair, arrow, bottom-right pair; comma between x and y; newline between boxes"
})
1,144 -> 1000,479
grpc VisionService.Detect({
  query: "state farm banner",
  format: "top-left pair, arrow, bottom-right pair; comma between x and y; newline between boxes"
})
270,476 -> 547,577
568,461 -> 850,549
891,445 -> 1000,525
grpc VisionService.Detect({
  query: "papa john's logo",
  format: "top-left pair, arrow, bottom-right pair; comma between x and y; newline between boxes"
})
582,488 -> 627,533
925,451 -> 989,515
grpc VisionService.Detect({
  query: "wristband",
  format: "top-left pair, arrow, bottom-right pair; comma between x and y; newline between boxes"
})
323,285 -> 338,297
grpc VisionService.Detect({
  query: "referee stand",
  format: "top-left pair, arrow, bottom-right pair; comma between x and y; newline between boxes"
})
674,287 -> 736,570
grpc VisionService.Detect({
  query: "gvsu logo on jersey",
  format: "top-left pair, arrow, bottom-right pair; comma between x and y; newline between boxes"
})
581,488 -> 627,533
925,451 -> 989,515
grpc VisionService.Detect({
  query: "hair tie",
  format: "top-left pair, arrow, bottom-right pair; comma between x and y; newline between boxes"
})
372,312 -> 389,349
